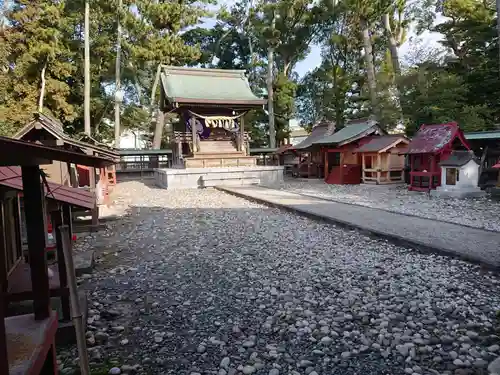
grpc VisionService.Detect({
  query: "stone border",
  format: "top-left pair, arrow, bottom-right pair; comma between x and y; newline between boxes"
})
261,186 -> 500,234
217,186 -> 499,272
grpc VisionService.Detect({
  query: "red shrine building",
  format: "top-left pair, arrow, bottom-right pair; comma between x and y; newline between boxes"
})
406,122 -> 471,192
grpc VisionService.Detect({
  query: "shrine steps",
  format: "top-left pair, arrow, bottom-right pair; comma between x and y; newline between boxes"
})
185,155 -> 257,168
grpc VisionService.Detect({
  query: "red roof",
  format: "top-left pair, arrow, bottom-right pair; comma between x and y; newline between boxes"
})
406,122 -> 468,154
0,166 -> 95,209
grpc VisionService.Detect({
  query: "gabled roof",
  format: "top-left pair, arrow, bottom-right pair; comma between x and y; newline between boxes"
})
0,136 -> 115,168
160,66 -> 266,107
354,135 -> 409,153
0,166 -> 95,209
294,121 -> 335,150
439,150 -> 478,167
14,113 -> 119,161
406,122 -> 469,154
313,118 -> 382,146
275,144 -> 294,154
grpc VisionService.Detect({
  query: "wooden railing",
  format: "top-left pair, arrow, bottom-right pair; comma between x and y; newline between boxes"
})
116,149 -> 174,181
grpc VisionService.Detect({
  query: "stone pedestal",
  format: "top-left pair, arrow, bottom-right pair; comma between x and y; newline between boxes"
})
430,186 -> 486,199
155,166 -> 284,189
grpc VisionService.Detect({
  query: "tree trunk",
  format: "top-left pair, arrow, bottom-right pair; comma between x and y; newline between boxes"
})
382,13 -> 401,77
84,0 -> 91,135
152,109 -> 164,149
38,62 -> 47,113
497,0 -> 500,76
360,18 -> 378,117
267,12 -> 277,149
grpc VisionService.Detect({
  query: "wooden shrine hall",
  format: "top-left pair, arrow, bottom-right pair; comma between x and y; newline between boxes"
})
0,136 -> 114,375
155,66 -> 266,168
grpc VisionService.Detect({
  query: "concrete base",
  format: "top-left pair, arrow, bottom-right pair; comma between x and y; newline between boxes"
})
431,187 -> 486,199
155,166 -> 284,189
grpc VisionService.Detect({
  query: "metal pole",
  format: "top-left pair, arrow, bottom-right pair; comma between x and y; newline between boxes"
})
84,0 -> 91,135
114,0 -> 122,147
59,225 -> 90,375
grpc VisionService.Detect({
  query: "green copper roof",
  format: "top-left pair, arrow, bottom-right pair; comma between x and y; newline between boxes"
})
465,130 -> 500,140
160,66 -> 266,107
313,119 -> 381,145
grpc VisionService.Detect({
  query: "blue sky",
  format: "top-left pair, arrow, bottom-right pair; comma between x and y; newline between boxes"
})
202,1 -> 446,78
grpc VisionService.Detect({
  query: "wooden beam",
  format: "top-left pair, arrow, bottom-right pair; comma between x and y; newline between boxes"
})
21,165 -> 50,320
52,208 -> 70,321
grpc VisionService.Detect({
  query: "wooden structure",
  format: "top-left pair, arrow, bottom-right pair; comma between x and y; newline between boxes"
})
249,148 -> 279,166
14,114 -> 119,204
292,120 -> 336,178
0,136 -> 114,375
354,135 -> 409,184
406,122 -> 470,192
465,130 -> 500,189
312,118 -> 384,184
116,149 -> 173,181
155,66 -> 266,168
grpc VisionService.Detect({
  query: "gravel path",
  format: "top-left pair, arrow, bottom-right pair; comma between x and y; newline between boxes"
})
270,180 -> 500,232
60,182 -> 500,375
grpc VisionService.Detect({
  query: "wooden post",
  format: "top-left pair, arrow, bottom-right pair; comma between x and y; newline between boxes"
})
240,116 -> 245,153
377,154 -> 382,184
190,117 -> 196,156
177,140 -> 182,165
0,201 -> 7,297
0,292 -> 8,375
324,150 -> 328,181
52,208 -> 70,321
21,165 -> 50,320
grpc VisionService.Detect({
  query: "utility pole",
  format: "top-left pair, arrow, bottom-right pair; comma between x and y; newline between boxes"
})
114,0 -> 123,147
84,0 -> 91,135
267,9 -> 276,149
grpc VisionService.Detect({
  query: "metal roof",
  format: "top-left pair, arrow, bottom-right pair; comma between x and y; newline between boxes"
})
465,130 -> 500,140
294,121 -> 336,150
0,136 -> 115,168
439,150 -> 478,167
249,148 -> 278,154
406,122 -> 465,154
118,148 -> 172,156
313,118 -> 380,146
14,113 -> 120,161
354,135 -> 409,153
0,166 -> 95,209
160,66 -> 266,107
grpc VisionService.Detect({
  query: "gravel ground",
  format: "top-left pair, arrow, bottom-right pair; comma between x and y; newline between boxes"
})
60,181 -> 500,375
269,180 -> 500,232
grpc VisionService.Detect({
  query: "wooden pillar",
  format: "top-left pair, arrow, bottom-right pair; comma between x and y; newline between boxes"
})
324,150 -> 328,181
21,165 -> 50,320
240,116 -> 245,153
190,117 -> 196,156
0,201 -> 7,297
52,208 -> 70,321
177,140 -> 182,165
377,154 -> 382,184
0,293 -> 8,375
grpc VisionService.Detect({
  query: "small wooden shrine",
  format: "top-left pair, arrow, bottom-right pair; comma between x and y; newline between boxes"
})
155,66 -> 266,168
354,135 -> 409,184
0,165 -> 96,344
291,120 -> 336,178
14,114 -> 119,204
313,118 -> 384,184
405,122 -> 470,192
0,136 -> 114,375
